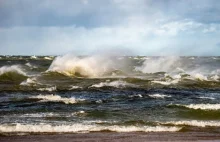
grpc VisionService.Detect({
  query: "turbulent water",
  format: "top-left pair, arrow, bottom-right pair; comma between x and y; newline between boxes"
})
0,55 -> 220,135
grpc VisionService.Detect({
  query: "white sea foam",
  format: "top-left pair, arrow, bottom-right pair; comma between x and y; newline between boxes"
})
44,57 -> 53,60
29,94 -> 79,104
211,75 -> 219,81
25,62 -> 37,69
69,85 -> 82,90
0,65 -> 26,76
90,80 -> 134,88
37,86 -> 56,92
31,55 -> 37,59
151,79 -> 179,85
197,97 -> 215,100
20,78 -> 37,86
172,104 -> 220,110
162,120 -> 220,127
0,123 -> 181,133
193,73 -> 208,81
135,56 -> 179,73
149,94 -> 171,99
47,54 -> 116,77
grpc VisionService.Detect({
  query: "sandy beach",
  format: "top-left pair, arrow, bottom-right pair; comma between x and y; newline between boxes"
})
1,132 -> 220,142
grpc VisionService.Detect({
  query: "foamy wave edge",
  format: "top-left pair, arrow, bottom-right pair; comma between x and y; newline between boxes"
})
0,123 -> 181,133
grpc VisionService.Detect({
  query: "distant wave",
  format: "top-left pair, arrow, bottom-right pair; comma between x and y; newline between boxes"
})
0,123 -> 181,133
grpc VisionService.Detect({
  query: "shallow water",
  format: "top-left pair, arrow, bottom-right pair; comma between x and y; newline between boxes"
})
0,55 -> 220,134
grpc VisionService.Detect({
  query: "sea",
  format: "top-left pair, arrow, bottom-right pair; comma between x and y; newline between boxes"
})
0,54 -> 220,135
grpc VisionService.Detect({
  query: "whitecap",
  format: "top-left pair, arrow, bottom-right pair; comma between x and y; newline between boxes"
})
149,94 -> 171,99
90,80 -> 134,88
151,79 -> 179,85
69,85 -> 82,90
44,57 -> 52,60
29,94 -> 79,104
37,86 -> 56,92
193,73 -> 208,81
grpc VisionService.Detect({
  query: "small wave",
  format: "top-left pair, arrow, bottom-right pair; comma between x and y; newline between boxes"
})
0,123 -> 181,133
0,65 -> 26,76
149,94 -> 171,99
170,104 -> 220,110
162,120 -> 220,127
37,86 -> 56,92
90,80 -> 134,88
29,94 -> 79,104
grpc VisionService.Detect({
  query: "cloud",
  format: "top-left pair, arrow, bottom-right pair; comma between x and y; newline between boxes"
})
1,19 -> 219,55
0,0 -> 220,55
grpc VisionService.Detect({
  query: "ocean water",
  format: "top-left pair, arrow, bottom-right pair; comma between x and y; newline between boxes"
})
0,55 -> 220,135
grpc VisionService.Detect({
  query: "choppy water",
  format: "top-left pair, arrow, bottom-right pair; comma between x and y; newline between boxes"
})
0,55 -> 220,135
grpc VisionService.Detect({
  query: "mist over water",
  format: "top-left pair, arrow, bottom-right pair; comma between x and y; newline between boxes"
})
0,55 -> 220,135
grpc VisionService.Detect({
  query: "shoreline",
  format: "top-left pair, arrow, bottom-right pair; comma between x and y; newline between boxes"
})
1,132 -> 220,142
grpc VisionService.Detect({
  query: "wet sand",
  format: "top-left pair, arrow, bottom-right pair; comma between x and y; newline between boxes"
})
1,132 -> 220,142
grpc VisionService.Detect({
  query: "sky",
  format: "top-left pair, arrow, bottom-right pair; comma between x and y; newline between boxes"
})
0,0 -> 220,55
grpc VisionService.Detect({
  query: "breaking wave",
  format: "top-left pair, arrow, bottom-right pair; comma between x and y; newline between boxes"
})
0,65 -> 26,76
0,123 -> 181,133
29,94 -> 80,104
162,120 -> 220,127
47,54 -> 117,77
170,104 -> 220,110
